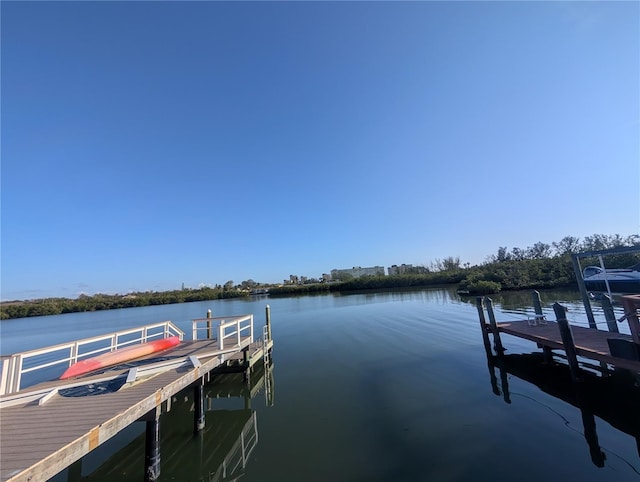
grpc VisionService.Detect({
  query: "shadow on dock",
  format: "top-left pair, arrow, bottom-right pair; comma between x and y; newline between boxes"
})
485,350 -> 640,468
54,361 -> 274,482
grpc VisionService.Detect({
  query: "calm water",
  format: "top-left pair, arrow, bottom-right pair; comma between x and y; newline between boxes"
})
2,287 -> 639,481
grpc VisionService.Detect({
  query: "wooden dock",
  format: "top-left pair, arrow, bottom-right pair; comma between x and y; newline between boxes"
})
478,293 -> 640,376
0,310 -> 274,482
496,320 -> 640,372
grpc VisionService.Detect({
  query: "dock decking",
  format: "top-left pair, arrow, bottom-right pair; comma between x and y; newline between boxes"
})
0,311 -> 274,482
496,320 -> 640,372
478,293 -> 640,376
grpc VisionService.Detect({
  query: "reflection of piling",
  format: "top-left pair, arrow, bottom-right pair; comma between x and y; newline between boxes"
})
577,387 -> 606,467
484,297 -> 505,355
478,297 -> 510,402
476,297 -> 493,358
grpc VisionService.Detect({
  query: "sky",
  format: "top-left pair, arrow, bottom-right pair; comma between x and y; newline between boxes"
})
1,1 -> 639,300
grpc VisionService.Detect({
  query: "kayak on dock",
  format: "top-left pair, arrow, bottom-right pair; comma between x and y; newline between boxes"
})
60,336 -> 181,380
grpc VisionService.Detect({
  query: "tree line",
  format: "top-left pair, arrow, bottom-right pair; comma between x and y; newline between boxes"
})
1,233 -> 638,319
0,286 -> 246,320
270,234 -> 640,296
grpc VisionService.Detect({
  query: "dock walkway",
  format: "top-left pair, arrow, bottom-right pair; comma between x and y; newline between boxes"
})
0,310 -> 274,482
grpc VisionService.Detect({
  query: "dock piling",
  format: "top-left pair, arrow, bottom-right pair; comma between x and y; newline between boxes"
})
484,297 -> 505,355
265,305 -> 272,341
475,297 -> 493,358
553,302 -> 581,382
194,378 -> 205,433
531,290 -> 544,322
207,309 -> 213,339
601,295 -> 619,333
533,289 -> 554,364
144,408 -> 161,482
243,348 -> 250,383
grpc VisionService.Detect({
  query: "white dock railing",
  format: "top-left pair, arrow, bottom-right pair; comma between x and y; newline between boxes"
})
191,314 -> 254,350
0,321 -> 184,396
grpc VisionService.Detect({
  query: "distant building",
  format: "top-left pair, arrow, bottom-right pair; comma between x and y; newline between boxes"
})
330,266 -> 385,280
388,264 -> 413,276
322,273 -> 331,282
289,275 -> 299,284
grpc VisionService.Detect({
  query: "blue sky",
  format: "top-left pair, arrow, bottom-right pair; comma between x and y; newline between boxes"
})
1,1 -> 638,300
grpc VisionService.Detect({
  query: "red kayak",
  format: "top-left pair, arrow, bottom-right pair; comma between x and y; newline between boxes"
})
60,336 -> 181,380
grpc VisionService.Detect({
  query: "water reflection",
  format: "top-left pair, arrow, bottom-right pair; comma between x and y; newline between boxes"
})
61,362 -> 274,481
485,351 -> 640,468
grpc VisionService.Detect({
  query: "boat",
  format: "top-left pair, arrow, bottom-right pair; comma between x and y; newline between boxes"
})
60,336 -> 181,380
582,264 -> 640,293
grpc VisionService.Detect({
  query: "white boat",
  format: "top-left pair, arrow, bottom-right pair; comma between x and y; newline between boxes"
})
582,264 -> 640,293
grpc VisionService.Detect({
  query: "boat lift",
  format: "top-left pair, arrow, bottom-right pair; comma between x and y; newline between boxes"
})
572,245 -> 640,328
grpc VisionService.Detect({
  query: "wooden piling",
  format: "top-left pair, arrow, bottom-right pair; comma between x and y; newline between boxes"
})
601,295 -> 619,333
144,408 -> 161,482
243,348 -> 250,383
207,309 -> 213,339
484,297 -> 505,355
194,379 -> 205,433
476,297 -> 493,357
265,305 -> 272,341
553,302 -> 581,382
531,290 -> 544,322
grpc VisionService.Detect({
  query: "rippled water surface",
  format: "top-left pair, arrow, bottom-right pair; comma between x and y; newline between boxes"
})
2,288 -> 639,481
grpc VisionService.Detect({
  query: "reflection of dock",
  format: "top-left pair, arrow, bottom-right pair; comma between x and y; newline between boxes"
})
0,308 -> 275,482
478,291 -> 640,469
485,351 -> 640,467
76,362 -> 274,481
